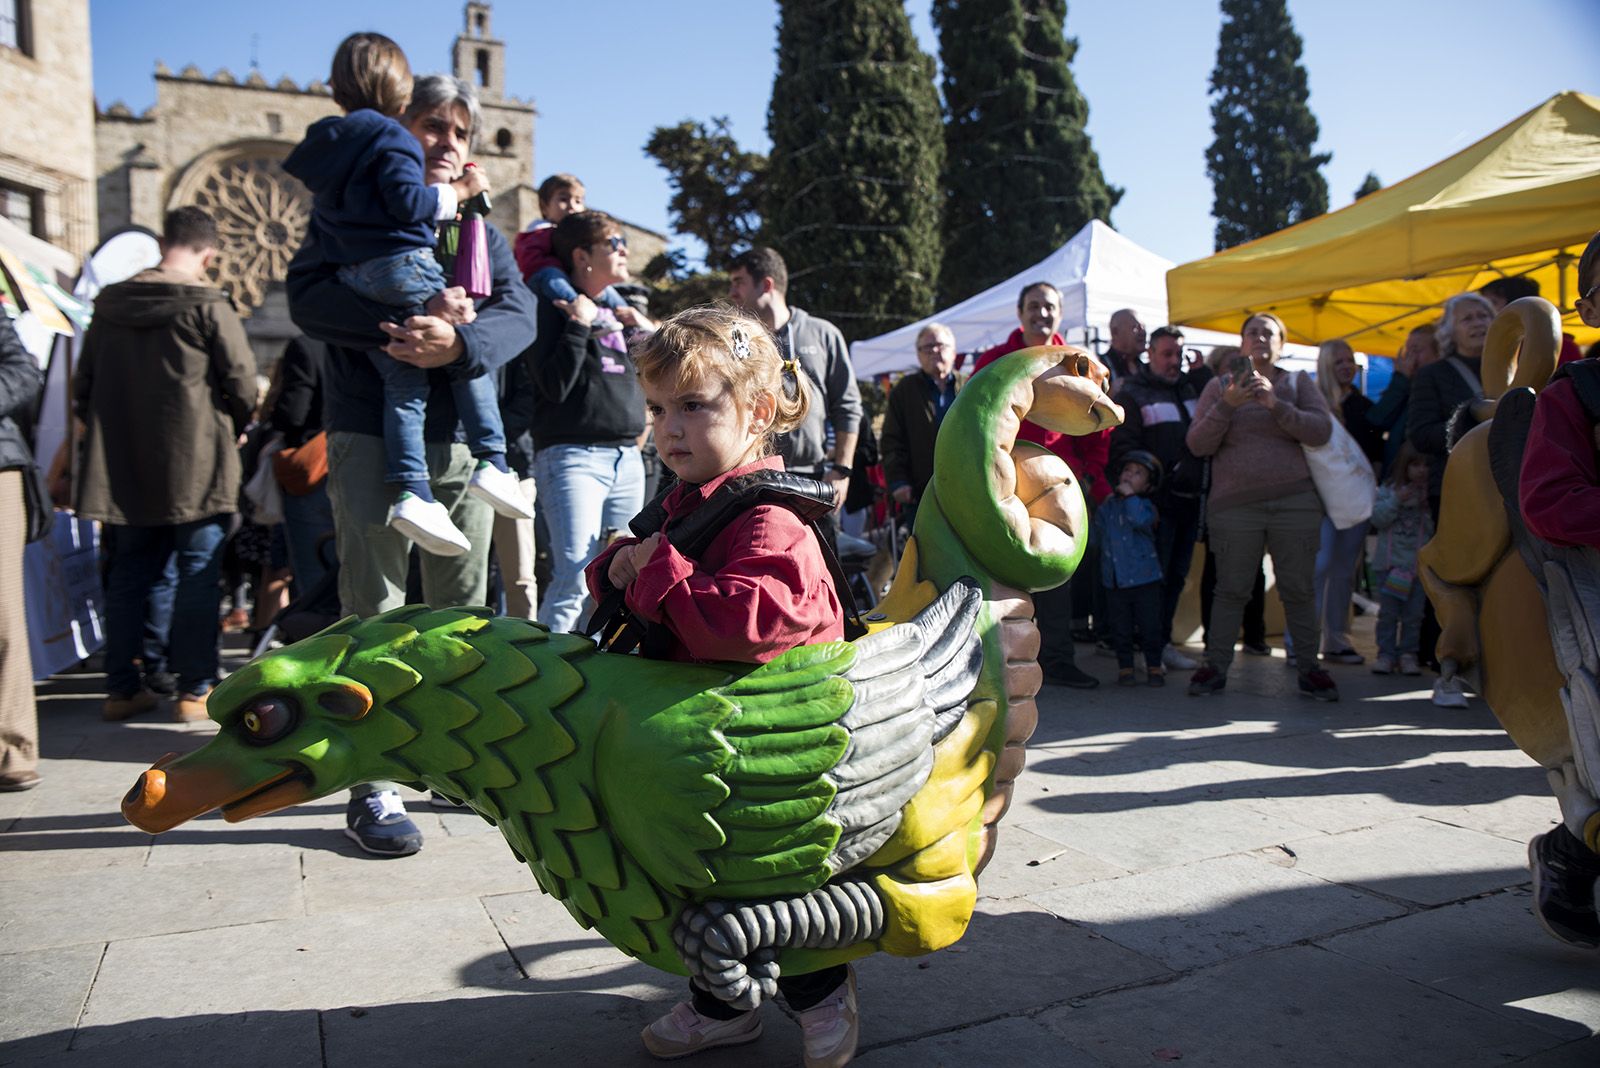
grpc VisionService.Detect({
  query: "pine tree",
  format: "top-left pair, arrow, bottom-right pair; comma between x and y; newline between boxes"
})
1206,0 -> 1330,250
934,0 -> 1119,304
643,118 -> 766,270
1354,171 -> 1382,200
764,0 -> 945,342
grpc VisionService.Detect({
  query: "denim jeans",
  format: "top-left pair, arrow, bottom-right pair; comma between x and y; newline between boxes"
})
1314,516 -> 1369,653
102,526 -> 176,675
526,266 -> 627,311
533,444 -> 644,633
1106,580 -> 1164,670
144,550 -> 177,674
1374,567 -> 1426,659
367,355 -> 506,484
103,515 -> 229,697
281,480 -> 336,597
337,247 -> 447,316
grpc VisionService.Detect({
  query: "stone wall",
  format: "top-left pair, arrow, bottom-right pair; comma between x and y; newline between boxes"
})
0,0 -> 96,258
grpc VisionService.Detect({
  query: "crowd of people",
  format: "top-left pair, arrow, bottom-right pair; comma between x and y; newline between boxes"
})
1,29 -> 1597,1066
882,271 -> 1593,714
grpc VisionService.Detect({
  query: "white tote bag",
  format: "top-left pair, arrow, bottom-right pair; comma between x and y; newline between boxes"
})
1296,374 -> 1376,529
243,437 -> 286,526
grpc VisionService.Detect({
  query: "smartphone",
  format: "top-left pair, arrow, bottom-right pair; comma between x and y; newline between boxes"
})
1228,354 -> 1254,379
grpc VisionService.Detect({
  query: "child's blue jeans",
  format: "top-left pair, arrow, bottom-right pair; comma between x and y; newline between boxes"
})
338,247 -> 447,316
1374,567 -> 1426,660
338,248 -> 507,485
527,265 -> 628,310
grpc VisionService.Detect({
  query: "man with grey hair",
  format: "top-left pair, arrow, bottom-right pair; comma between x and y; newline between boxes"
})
882,322 -> 961,513
287,74 -> 537,855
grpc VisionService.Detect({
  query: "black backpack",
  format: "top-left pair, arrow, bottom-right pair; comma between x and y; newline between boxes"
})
584,469 -> 868,657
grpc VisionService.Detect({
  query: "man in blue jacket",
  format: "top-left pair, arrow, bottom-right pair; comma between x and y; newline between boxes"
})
287,74 -> 537,855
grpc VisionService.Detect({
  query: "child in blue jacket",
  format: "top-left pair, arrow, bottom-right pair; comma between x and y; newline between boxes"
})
1094,450 -> 1166,686
284,32 -> 531,558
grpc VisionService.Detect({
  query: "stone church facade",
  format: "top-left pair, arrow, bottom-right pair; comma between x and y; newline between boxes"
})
94,1 -> 665,365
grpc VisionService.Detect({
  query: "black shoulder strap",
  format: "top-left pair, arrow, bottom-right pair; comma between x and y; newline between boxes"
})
584,469 -> 867,654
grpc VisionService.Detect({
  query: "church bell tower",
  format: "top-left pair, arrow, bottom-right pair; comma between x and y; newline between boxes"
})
452,2 -> 505,101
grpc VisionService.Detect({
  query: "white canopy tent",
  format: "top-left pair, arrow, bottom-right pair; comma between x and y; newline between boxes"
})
850,220 -> 1312,377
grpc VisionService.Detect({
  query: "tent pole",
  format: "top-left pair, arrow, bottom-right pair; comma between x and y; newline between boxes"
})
1556,249 -> 1575,310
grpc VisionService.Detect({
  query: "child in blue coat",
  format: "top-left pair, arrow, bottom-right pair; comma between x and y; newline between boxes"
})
1094,451 -> 1166,686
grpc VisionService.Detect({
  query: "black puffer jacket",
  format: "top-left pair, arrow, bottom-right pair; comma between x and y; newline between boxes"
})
1107,368 -> 1204,500
0,315 -> 42,474
1408,355 -> 1482,500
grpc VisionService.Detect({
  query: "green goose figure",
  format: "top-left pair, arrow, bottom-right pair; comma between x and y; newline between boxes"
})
123,347 -> 1120,1007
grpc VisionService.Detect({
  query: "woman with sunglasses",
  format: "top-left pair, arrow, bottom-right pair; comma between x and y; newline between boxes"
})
525,210 -> 655,632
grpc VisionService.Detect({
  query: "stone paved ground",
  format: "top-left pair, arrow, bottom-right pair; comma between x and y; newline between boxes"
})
3,622 -> 1598,1066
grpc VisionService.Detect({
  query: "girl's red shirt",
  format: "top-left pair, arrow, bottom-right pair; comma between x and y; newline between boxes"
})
585,455 -> 845,664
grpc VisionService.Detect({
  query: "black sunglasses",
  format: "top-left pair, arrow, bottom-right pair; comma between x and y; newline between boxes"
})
602,234 -> 627,252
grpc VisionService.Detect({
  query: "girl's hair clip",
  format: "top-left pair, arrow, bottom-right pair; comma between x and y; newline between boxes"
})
730,327 -> 752,361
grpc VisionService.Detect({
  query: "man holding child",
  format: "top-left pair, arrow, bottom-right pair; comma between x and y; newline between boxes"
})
287,58 -> 537,855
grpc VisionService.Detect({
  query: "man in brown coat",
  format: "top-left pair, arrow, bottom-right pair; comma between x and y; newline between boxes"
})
881,322 -> 961,516
74,207 -> 257,722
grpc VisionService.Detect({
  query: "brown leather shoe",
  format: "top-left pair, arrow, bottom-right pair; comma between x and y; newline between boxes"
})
174,692 -> 211,723
0,769 -> 41,791
103,689 -> 158,722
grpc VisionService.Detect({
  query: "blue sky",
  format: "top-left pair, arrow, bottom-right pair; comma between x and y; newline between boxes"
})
90,0 -> 1596,271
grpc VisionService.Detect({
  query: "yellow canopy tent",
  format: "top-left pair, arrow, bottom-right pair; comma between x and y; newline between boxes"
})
1167,90 -> 1600,356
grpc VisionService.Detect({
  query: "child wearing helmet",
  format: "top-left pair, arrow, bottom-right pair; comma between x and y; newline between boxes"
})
1094,450 -> 1167,685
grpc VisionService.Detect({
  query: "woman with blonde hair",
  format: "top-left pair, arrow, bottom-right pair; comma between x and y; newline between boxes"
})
1311,340 -> 1384,664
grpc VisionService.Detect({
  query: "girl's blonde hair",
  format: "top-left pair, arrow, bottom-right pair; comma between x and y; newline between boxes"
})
1315,339 -> 1354,423
633,305 -> 810,453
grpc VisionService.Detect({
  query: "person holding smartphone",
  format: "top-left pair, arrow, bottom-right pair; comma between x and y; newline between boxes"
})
1183,313 -> 1340,701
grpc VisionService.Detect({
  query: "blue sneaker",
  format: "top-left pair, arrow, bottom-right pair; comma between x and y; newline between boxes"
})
344,790 -> 423,856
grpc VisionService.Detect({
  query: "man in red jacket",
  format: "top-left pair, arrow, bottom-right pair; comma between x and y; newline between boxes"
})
1516,230 -> 1600,949
972,281 -> 1106,688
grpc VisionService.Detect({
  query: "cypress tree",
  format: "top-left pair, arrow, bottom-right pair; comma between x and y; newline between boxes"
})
764,0 -> 944,341
1206,0 -> 1330,250
934,0 -> 1119,304
1354,171 -> 1382,200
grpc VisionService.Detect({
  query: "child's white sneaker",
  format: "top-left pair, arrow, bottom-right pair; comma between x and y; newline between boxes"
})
1399,653 -> 1422,676
640,1001 -> 762,1059
467,462 -> 535,520
388,493 -> 471,557
798,966 -> 859,1068
1371,655 -> 1395,675
1432,676 -> 1469,708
